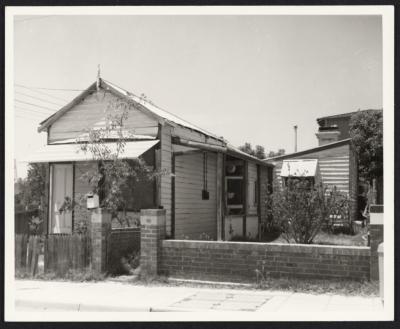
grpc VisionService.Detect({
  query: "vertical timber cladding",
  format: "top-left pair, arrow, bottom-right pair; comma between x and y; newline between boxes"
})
174,151 -> 218,240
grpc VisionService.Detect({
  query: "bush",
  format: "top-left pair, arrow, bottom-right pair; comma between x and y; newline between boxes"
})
266,179 -> 349,244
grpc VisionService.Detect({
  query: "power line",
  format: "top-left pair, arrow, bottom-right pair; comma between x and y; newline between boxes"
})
14,109 -> 47,118
15,83 -> 85,92
15,91 -> 64,107
15,99 -> 56,112
15,84 -> 70,103
15,106 -> 54,116
15,114 -> 44,121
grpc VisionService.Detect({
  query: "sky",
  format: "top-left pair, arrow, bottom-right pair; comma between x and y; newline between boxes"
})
13,14 -> 382,178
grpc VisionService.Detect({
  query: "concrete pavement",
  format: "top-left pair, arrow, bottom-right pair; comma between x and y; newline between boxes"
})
14,279 -> 383,313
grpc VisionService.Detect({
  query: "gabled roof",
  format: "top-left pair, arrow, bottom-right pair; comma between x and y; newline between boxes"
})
37,78 -> 274,166
38,78 -> 224,142
265,138 -> 351,162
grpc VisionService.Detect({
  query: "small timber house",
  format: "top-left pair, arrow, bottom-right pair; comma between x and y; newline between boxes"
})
265,111 -> 367,223
27,78 -> 273,241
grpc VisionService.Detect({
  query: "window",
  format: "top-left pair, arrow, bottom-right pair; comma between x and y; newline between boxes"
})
254,180 -> 258,206
225,157 -> 245,215
283,176 -> 315,190
280,159 -> 318,190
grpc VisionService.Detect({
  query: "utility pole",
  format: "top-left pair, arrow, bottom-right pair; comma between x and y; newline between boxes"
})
294,125 -> 298,152
96,64 -> 101,90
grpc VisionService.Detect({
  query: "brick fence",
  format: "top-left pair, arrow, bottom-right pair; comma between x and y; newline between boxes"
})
160,240 -> 370,282
107,228 -> 141,274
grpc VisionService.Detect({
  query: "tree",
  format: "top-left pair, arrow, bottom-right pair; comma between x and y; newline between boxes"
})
349,110 -> 383,204
238,142 -> 268,160
16,163 -> 48,211
268,149 -> 285,158
349,110 -> 383,183
77,97 -> 160,228
266,179 -> 349,244
254,145 -> 266,160
238,142 -> 255,157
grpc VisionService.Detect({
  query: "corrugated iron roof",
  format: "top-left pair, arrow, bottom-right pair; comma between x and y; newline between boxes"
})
102,79 -> 224,142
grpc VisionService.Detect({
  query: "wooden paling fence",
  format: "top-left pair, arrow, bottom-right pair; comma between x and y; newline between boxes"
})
15,234 -> 92,277
45,234 -> 92,276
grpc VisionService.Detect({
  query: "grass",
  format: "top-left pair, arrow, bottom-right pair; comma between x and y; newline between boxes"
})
107,274 -> 378,297
255,277 -> 378,296
16,267 -> 378,297
15,268 -> 106,282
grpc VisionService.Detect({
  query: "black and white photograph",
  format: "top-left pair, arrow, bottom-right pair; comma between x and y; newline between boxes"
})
4,5 -> 394,322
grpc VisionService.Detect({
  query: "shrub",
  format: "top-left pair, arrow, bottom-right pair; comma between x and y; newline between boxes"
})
266,179 -> 349,244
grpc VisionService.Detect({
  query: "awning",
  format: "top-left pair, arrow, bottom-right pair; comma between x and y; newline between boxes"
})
24,140 -> 159,163
280,159 -> 318,177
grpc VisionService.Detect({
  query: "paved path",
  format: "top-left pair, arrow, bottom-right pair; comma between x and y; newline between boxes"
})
14,279 -> 383,313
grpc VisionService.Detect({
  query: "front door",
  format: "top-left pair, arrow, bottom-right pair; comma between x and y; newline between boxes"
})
50,164 -> 73,234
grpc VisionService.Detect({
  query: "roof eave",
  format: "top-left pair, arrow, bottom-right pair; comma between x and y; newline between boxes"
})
264,138 -> 351,162
227,148 -> 273,167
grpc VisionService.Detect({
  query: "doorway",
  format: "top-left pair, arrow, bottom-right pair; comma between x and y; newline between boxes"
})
49,164 -> 73,234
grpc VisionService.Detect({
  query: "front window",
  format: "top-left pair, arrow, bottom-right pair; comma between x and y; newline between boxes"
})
225,156 -> 245,215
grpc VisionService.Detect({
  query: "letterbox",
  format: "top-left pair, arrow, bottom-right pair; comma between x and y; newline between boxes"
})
86,193 -> 99,209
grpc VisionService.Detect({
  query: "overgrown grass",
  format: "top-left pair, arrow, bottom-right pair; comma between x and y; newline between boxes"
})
255,277 -> 378,296
108,273 -> 378,297
15,268 -> 106,282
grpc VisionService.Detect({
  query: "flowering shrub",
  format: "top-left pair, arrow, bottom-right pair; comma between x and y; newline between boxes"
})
266,179 -> 349,244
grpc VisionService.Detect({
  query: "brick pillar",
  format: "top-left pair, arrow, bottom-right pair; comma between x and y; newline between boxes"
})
90,208 -> 111,274
140,209 -> 166,276
369,205 -> 383,281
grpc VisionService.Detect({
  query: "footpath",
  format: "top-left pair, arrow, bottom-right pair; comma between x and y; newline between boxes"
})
13,279 -> 384,317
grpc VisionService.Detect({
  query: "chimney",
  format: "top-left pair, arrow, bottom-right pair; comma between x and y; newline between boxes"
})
315,125 -> 340,146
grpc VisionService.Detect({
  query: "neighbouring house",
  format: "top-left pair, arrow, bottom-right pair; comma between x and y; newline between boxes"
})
317,109 -> 383,205
26,78 -> 273,241
315,109 -> 382,143
266,114 -> 362,224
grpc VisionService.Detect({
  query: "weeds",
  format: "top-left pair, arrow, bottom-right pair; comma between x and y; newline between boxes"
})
15,268 -> 106,282
255,276 -> 378,296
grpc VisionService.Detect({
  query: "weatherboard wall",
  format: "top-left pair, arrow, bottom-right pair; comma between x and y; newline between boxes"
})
272,144 -> 351,194
270,142 -> 358,222
174,152 -> 218,240
48,89 -> 158,143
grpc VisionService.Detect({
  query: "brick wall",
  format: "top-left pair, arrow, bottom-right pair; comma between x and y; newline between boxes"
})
161,240 -> 370,282
107,228 -> 141,274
